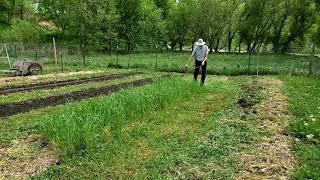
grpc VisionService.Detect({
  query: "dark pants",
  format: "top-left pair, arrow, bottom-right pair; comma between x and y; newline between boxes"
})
194,60 -> 207,84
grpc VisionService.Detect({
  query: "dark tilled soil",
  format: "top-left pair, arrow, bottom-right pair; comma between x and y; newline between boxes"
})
0,72 -> 143,95
0,78 -> 154,119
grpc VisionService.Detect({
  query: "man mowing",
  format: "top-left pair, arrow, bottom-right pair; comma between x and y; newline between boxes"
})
186,39 -> 209,85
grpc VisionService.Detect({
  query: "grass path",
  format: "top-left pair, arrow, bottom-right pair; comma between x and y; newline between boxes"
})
237,77 -> 296,179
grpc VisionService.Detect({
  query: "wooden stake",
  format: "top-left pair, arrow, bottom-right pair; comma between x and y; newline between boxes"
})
53,37 -> 58,66
4,44 -> 11,69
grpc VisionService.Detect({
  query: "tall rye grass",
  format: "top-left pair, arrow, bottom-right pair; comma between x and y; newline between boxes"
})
41,78 -> 204,157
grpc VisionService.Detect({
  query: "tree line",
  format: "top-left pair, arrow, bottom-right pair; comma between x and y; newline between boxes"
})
0,0 -> 319,54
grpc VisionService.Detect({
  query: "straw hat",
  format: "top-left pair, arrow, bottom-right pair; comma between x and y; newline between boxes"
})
195,39 -> 206,46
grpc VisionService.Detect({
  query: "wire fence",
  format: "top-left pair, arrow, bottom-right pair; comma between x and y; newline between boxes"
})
0,40 -> 319,76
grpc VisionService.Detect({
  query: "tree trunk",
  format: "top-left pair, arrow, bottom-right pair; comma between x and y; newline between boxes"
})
80,43 -> 86,67
108,39 -> 112,56
228,31 -> 236,53
209,35 -> 214,54
179,35 -> 184,52
214,38 -> 220,53
247,41 -> 251,54
179,42 -> 183,52
171,41 -> 176,51
19,2 -> 23,20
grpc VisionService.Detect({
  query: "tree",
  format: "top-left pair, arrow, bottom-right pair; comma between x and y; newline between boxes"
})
279,0 -> 316,52
139,0 -> 166,47
239,0 -> 278,53
39,0 -> 116,66
0,0 -> 10,26
225,0 -> 243,53
116,0 -> 142,52
167,0 -> 196,51
269,0 -> 290,53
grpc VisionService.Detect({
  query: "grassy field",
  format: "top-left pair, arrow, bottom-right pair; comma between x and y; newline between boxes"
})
0,68 -> 319,179
1,53 -> 318,76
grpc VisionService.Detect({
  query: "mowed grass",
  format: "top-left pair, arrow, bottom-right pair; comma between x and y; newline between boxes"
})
282,76 -> 320,179
31,76 -> 262,179
1,53 -> 316,76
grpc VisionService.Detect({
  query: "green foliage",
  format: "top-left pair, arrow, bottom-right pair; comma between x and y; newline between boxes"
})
0,0 -> 319,52
282,76 -> 320,179
0,20 -> 48,42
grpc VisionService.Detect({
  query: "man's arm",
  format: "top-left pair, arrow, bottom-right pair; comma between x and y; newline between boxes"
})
201,48 -> 209,65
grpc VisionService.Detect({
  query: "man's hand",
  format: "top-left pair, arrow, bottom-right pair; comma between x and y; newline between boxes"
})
201,61 -> 205,66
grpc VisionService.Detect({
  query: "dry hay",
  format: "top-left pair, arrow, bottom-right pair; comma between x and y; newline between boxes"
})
0,70 -> 107,86
237,77 -> 296,179
0,134 -> 59,179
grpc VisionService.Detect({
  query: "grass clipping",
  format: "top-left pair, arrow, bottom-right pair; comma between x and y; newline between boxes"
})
0,134 -> 58,179
237,77 -> 296,179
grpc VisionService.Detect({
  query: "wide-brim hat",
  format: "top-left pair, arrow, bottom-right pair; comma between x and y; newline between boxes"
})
195,39 -> 206,46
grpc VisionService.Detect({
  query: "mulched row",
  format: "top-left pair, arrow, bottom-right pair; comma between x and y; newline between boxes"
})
0,72 -> 143,95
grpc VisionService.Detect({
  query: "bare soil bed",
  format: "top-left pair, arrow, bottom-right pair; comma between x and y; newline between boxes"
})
0,77 -> 154,119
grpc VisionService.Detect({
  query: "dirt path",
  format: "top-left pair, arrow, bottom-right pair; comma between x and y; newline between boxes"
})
0,72 -> 142,95
237,77 -> 296,179
0,77 -> 156,119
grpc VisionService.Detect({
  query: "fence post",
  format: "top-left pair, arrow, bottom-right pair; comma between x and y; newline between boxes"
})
309,44 -> 315,76
155,45 -> 158,71
53,37 -> 58,66
60,52 -> 64,72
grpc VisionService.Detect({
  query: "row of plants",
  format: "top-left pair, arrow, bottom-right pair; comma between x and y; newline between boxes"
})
40,78 -> 205,157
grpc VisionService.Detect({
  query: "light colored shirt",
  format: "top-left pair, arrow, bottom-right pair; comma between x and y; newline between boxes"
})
193,45 -> 208,61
